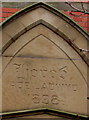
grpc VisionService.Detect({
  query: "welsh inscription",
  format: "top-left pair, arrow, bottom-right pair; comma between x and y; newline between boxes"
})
11,62 -> 78,105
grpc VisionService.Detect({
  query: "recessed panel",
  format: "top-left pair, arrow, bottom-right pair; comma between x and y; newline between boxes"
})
2,31 -> 87,114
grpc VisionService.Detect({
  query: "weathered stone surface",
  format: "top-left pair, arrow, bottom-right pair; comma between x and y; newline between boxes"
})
2,7 -> 88,52
2,3 -> 88,118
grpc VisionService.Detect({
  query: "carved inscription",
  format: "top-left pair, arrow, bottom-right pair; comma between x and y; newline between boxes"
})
11,62 -> 78,105
13,63 -> 67,81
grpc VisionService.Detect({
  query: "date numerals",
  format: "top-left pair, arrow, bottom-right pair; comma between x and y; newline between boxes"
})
32,94 -> 59,105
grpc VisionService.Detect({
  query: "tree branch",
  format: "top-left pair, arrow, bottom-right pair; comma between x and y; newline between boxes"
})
65,0 -> 89,14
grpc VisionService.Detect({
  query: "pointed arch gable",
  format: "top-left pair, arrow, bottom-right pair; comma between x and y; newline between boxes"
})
1,2 -> 89,118
2,3 -> 89,65
2,19 -> 89,66
1,108 -> 88,119
1,2 -> 89,38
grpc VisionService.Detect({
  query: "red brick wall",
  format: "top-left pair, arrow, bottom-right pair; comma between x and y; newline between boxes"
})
0,8 -> 20,22
63,11 -> 89,33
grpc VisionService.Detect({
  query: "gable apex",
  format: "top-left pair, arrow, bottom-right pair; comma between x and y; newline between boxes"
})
1,2 -> 88,38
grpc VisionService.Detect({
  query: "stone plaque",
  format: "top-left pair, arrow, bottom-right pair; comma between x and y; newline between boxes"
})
2,3 -> 88,117
2,25 -> 87,114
